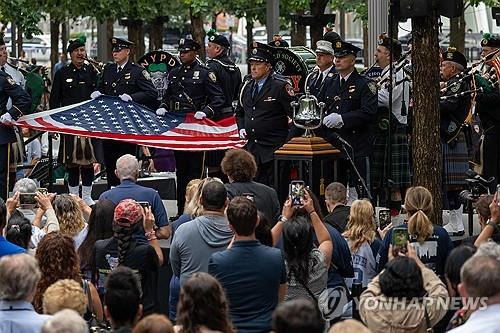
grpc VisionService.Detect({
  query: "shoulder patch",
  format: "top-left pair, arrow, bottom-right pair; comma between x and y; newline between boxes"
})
285,84 -> 295,96
208,72 -> 217,83
368,81 -> 377,95
142,70 -> 151,81
450,82 -> 460,93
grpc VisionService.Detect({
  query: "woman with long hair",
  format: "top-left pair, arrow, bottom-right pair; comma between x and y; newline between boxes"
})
93,199 -> 163,315
276,191 -> 333,303
343,199 -> 381,288
52,194 -> 88,249
78,199 -> 115,278
5,211 -> 33,250
175,272 -> 234,333
33,232 -> 103,321
377,186 -> 453,277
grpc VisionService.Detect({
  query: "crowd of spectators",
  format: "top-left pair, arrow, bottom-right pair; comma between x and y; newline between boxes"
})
1,149 -> 500,333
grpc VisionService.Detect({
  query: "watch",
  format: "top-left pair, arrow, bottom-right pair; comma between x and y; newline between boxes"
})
486,219 -> 498,229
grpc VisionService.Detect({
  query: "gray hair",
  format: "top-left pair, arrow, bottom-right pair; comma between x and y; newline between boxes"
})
115,154 -> 140,181
41,309 -> 89,333
475,241 -> 500,261
461,254 -> 500,298
0,254 -> 41,301
13,178 -> 37,194
325,182 -> 347,203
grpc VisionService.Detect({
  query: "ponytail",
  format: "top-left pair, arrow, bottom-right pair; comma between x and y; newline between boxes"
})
408,210 -> 433,243
114,225 -> 135,265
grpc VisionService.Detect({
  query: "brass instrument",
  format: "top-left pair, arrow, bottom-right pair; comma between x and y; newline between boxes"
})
84,56 -> 104,73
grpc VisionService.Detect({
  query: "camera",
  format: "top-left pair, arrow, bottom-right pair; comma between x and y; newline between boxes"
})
459,170 -> 495,203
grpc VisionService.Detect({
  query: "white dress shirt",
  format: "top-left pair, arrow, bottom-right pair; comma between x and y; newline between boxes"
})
378,64 -> 410,125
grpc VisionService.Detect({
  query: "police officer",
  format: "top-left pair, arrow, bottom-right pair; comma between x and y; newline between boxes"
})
91,37 -> 158,188
440,48 -> 470,236
0,71 -> 31,200
156,37 -> 224,214
371,34 -> 411,214
236,42 -> 295,186
306,39 -> 337,100
50,37 -> 101,205
321,40 -> 377,200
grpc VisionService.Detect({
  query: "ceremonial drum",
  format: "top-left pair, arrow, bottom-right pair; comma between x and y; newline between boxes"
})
269,46 -> 316,94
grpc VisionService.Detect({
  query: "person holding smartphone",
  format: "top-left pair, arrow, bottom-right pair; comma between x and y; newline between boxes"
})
376,186 -> 453,278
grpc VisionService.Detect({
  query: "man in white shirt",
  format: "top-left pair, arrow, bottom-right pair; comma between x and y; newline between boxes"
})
371,34 -> 411,216
449,253 -> 500,333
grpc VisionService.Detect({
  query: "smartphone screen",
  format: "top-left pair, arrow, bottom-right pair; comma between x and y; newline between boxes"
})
137,201 -> 150,209
37,188 -> 48,195
379,209 -> 391,230
19,193 -> 37,205
391,227 -> 408,247
289,180 -> 305,206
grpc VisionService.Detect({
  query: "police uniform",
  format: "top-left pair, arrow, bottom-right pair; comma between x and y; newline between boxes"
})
440,49 -> 470,235
236,43 -> 295,185
475,34 -> 500,186
160,38 -> 225,213
371,36 -> 411,199
321,41 -> 377,195
0,71 -> 31,200
49,38 -> 102,202
97,37 -> 158,188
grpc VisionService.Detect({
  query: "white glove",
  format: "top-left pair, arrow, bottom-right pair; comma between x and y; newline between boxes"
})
194,111 -> 207,120
239,128 -> 247,139
119,94 -> 132,102
156,108 -> 167,116
322,113 -> 344,128
0,112 -> 13,124
90,91 -> 102,99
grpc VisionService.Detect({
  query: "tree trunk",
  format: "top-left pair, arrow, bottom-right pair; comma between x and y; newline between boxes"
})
291,11 -> 306,47
61,20 -> 68,53
50,18 -> 60,76
411,9 -> 443,224
190,7 -> 206,61
149,17 -> 164,51
128,20 -> 145,62
309,0 -> 329,49
106,19 -> 114,61
246,17 -> 253,73
16,27 -> 23,60
449,12 -> 466,53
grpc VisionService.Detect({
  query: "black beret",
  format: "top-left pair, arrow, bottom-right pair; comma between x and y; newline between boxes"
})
443,47 -> 467,69
268,35 -> 289,47
323,31 -> 342,45
208,34 -> 230,48
481,33 -> 500,48
67,36 -> 86,53
377,34 -> 402,57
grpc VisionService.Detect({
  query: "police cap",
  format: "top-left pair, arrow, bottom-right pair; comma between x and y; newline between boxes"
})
110,37 -> 133,52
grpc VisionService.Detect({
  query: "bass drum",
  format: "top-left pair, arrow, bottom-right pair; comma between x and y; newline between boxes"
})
138,50 -> 181,101
269,46 -> 316,94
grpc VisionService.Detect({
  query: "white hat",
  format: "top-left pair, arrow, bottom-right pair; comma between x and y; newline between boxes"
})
316,40 -> 334,56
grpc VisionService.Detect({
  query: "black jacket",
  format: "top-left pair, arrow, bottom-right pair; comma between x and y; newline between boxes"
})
0,71 -> 31,145
206,55 -> 242,118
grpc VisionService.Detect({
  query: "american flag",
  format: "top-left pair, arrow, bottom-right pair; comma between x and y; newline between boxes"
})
14,95 -> 246,151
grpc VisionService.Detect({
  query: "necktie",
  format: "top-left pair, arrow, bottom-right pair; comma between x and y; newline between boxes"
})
340,77 -> 346,88
314,73 -> 323,90
0,67 -> 5,73
117,66 -> 122,73
252,82 -> 259,100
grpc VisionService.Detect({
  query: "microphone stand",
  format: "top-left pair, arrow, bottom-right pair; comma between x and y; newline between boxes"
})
337,134 -> 373,200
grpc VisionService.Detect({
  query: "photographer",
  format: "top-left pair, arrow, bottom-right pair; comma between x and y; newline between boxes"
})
460,195 -> 500,245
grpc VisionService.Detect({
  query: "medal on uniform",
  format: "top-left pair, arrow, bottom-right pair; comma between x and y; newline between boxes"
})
66,78 -> 73,83
334,95 -> 341,101
124,73 -> 131,80
193,71 -> 200,79
112,82 -> 116,87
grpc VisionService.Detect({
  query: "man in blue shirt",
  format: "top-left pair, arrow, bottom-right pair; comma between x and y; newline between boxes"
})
209,197 -> 287,333
0,199 -> 25,258
0,254 -> 52,332
99,154 -> 170,239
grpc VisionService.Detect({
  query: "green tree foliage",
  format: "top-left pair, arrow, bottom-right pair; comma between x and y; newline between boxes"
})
0,0 -> 43,38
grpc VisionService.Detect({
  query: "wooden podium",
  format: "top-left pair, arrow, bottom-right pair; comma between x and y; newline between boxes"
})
274,136 -> 341,198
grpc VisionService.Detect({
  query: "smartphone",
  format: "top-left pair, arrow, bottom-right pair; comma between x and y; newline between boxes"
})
289,180 -> 305,206
19,193 -> 38,205
137,201 -> 150,209
391,227 -> 409,247
378,208 -> 391,230
242,193 -> 255,202
37,188 -> 48,195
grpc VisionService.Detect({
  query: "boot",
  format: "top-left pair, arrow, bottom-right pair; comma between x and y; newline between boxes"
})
68,185 -> 80,196
444,207 -> 465,236
82,185 -> 95,206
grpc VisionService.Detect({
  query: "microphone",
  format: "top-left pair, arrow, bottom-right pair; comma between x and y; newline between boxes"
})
331,132 -> 352,149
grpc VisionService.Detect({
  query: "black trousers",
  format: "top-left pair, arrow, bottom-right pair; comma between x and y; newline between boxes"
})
67,166 -> 94,187
103,140 -> 137,188
0,144 -> 8,201
483,125 -> 500,188
174,151 -> 204,214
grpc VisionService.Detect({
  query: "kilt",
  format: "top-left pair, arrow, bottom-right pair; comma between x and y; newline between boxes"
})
442,132 -> 469,186
371,124 -> 411,188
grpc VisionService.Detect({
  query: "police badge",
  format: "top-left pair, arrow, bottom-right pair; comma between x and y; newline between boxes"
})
368,81 -> 377,94
208,72 -> 217,83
